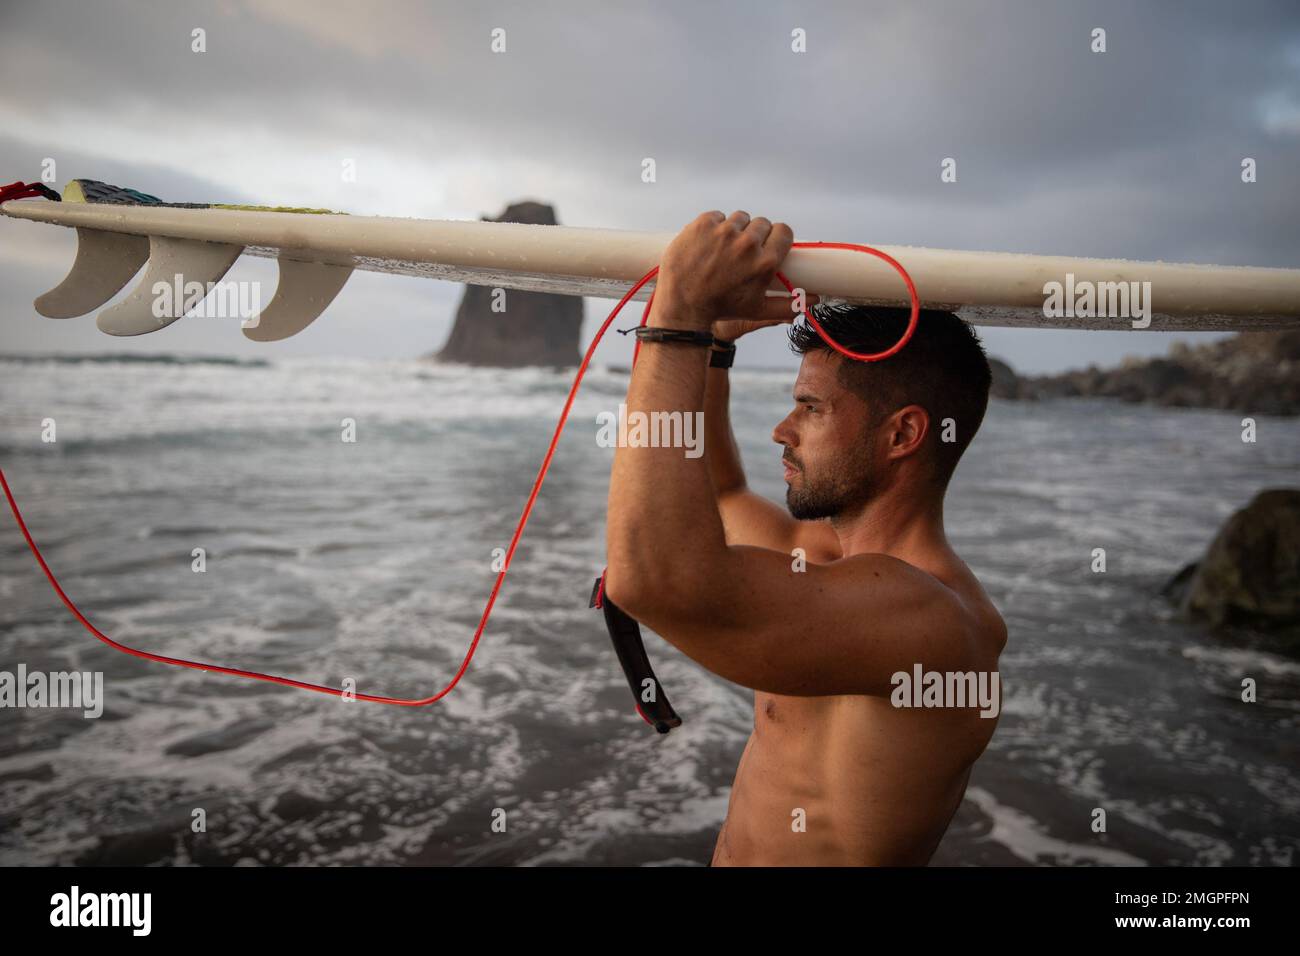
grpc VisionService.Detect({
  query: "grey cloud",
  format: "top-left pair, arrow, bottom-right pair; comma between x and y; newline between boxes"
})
0,0 -> 1295,372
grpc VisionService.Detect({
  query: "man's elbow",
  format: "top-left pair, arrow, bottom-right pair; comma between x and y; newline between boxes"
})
603,532 -> 655,615
601,566 -> 648,617
602,558 -> 718,627
602,564 -> 687,621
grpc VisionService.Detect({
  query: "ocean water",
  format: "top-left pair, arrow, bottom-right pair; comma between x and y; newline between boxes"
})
0,354 -> 1296,867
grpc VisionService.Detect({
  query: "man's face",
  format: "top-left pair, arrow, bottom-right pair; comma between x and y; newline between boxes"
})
772,351 -> 882,521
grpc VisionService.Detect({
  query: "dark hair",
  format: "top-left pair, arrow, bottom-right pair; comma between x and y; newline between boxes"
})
788,304 -> 991,487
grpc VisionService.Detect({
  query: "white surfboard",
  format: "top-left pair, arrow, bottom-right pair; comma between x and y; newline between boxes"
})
3,193 -> 1298,341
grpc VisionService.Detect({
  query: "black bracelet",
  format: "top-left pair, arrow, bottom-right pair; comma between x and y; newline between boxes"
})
633,326 -> 716,347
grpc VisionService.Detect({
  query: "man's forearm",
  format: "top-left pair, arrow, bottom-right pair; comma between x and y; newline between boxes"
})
605,302 -> 730,605
704,364 -> 747,496
605,208 -> 793,611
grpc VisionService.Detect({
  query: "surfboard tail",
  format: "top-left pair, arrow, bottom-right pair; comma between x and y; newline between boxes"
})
17,179 -> 356,340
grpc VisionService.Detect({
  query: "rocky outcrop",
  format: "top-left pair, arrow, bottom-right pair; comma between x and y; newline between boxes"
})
433,201 -> 583,368
987,357 -> 1025,399
1163,489 -> 1300,628
995,331 -> 1300,415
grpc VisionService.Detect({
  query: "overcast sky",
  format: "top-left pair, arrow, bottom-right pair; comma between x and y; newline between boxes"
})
1,0 -> 1297,372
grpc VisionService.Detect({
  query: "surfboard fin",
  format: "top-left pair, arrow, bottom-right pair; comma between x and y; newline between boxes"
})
34,228 -> 150,319
96,235 -> 244,336
242,257 -> 353,342
34,224 -> 353,339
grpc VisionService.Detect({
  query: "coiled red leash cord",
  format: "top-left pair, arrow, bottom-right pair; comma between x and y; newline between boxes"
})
0,240 -> 918,705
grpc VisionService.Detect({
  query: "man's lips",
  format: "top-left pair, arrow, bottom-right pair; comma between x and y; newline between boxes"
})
782,459 -> 800,480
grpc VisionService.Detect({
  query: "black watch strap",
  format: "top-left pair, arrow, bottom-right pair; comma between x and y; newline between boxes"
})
709,343 -> 736,368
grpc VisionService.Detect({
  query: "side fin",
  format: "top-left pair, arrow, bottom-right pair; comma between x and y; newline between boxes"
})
96,236 -> 244,336
35,228 -> 150,318
242,258 -> 353,342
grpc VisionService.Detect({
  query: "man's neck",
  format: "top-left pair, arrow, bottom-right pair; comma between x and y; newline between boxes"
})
829,483 -> 948,561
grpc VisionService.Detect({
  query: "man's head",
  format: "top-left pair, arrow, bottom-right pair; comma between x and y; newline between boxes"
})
776,304 -> 991,521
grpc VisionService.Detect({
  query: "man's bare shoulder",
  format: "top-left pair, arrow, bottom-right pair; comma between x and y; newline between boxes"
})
830,548 -> 1006,663
926,554 -> 1008,666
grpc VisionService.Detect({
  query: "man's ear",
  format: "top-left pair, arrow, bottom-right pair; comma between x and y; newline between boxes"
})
884,405 -> 930,462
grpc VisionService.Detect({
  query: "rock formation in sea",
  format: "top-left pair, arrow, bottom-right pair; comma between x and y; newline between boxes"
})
989,331 -> 1300,416
987,357 -> 1026,400
1163,489 -> 1300,629
433,201 -> 583,367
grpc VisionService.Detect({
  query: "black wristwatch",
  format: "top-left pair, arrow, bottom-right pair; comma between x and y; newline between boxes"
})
709,337 -> 736,369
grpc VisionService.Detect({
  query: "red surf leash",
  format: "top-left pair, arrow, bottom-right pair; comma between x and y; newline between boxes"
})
0,180 -> 61,203
0,210 -> 919,707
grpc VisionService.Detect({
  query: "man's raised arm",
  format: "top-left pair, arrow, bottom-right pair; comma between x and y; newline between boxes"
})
604,211 -> 978,698
703,353 -> 747,498
703,330 -> 814,553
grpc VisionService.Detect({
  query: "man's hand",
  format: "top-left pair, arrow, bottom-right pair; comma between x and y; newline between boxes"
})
652,210 -> 795,331
713,292 -> 818,344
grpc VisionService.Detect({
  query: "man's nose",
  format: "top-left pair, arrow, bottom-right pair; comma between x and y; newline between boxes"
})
772,413 -> 797,448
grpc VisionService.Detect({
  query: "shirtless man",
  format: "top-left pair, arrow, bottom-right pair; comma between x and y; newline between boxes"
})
605,210 -> 1006,866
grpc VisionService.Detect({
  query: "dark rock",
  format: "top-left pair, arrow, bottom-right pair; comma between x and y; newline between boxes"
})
1161,561 -> 1199,602
1099,358 -> 1201,403
1010,331 -> 1300,416
271,789 -> 330,822
1179,489 -> 1300,628
0,762 -> 55,785
74,801 -> 224,866
164,717 -> 274,757
987,357 -> 1023,399
433,201 -> 584,368
76,825 -> 180,867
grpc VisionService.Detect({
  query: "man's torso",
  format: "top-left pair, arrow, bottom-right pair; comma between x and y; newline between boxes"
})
711,550 -> 1004,866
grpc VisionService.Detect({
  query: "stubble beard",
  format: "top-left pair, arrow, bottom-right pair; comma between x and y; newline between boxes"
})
784,446 -> 875,521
